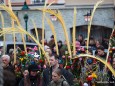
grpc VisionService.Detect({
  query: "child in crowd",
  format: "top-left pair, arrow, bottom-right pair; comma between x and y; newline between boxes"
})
49,68 -> 70,86
23,69 -> 29,78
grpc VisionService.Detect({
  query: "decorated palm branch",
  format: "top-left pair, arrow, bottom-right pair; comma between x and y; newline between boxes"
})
0,0 -> 115,86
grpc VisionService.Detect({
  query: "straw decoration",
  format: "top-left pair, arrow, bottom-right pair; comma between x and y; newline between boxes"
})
21,32 -> 27,55
106,22 -> 115,63
17,26 -> 50,66
45,15 -> 59,55
13,29 -> 16,64
41,0 -> 47,47
105,20 -> 115,69
0,12 -> 4,28
56,10 -> 72,58
46,0 -> 56,8
9,0 -> 17,64
41,0 -> 56,47
31,19 -> 42,57
0,0 -> 115,78
0,12 -> 5,54
8,0 -> 14,27
9,1 -> 16,63
86,0 -> 103,54
73,7 -> 77,56
3,31 -> 6,55
42,13 -> 45,47
0,5 -> 20,26
73,54 -> 115,77
31,19 -> 39,41
37,9 -> 72,58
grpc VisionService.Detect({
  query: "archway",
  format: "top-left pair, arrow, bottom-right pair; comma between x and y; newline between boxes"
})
30,28 -> 43,42
70,25 -> 112,43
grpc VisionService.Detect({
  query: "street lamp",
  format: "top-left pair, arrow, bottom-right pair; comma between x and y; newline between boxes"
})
24,14 -> 28,41
50,14 -> 57,21
84,10 -> 91,22
22,1 -> 29,41
50,10 -> 58,21
22,1 -> 29,10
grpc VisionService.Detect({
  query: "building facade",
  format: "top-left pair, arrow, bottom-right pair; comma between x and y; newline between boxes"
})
0,0 -> 114,42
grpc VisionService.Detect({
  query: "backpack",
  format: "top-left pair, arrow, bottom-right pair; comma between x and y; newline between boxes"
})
61,75 -> 70,86
61,80 -> 65,86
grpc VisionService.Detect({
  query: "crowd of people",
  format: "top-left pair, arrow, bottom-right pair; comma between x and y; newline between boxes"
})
0,34 -> 115,86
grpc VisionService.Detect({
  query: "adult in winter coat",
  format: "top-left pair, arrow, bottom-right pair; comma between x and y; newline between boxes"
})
19,64 -> 42,86
42,55 -> 74,86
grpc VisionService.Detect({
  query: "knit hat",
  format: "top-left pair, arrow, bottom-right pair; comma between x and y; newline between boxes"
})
28,64 -> 39,72
58,40 -> 62,43
50,35 -> 54,38
84,38 -> 87,41
76,41 -> 80,48
83,83 -> 88,86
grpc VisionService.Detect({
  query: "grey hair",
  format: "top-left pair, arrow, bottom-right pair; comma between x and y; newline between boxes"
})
1,55 -> 10,62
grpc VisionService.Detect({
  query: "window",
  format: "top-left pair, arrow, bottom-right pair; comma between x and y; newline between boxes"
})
31,0 -> 65,4
31,0 -> 45,4
0,0 -> 4,4
31,28 -> 42,41
11,0 -> 24,3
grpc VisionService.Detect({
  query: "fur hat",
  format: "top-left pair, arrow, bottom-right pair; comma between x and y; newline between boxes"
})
28,64 -> 39,72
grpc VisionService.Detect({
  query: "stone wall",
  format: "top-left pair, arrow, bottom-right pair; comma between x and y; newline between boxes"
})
0,7 -> 114,42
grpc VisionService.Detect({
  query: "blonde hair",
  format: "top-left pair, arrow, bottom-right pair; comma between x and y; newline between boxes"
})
53,68 -> 62,76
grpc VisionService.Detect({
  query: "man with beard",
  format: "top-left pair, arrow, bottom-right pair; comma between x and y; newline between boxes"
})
1,55 -> 14,73
19,64 -> 42,86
